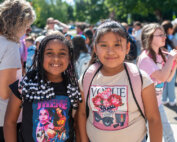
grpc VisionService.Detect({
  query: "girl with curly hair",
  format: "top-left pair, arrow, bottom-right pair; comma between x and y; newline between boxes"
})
4,34 -> 82,142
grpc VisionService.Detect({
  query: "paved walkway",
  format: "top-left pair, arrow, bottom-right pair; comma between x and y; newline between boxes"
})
147,124 -> 177,142
171,124 -> 177,141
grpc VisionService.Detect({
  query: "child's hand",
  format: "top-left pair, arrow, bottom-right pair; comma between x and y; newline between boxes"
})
168,49 -> 177,60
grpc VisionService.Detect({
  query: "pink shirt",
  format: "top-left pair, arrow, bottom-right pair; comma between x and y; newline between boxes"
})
137,50 -> 165,106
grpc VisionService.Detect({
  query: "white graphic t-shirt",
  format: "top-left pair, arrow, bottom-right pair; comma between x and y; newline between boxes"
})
80,69 -> 153,142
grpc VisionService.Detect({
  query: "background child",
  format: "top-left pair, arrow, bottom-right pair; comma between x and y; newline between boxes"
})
78,20 -> 162,142
25,36 -> 36,72
83,28 -> 93,54
4,34 -> 82,142
72,35 -> 91,79
137,23 -> 176,142
0,0 -> 36,141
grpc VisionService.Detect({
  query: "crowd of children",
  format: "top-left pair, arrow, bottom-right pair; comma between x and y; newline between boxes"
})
0,0 -> 177,142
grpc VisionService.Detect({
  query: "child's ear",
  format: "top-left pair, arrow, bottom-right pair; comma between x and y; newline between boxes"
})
126,42 -> 130,54
93,45 -> 97,54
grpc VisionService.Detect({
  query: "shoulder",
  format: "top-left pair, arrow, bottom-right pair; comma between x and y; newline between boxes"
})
0,35 -> 18,47
137,51 -> 155,67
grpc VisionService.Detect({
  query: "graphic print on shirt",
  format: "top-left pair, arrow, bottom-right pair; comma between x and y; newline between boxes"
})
32,96 -> 70,142
90,85 -> 128,130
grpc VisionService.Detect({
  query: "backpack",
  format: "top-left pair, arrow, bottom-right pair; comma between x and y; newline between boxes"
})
82,62 -> 146,122
126,35 -> 138,61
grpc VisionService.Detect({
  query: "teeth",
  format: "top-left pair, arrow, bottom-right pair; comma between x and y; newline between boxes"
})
52,64 -> 61,67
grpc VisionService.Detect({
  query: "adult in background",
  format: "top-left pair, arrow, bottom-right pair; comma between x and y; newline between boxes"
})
0,0 -> 36,141
43,17 -> 69,35
137,23 -> 176,142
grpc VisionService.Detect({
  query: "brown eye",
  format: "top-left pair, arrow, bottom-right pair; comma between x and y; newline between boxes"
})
115,44 -> 120,47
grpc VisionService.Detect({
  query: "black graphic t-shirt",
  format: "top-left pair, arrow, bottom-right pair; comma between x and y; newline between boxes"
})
10,81 -> 73,142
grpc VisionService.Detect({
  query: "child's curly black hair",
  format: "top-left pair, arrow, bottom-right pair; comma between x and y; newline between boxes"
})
19,34 -> 82,109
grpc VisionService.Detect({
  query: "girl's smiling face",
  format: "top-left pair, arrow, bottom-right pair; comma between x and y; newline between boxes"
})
43,39 -> 69,82
94,32 -> 130,75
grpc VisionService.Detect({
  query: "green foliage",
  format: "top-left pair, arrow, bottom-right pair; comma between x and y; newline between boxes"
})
74,0 -> 109,24
32,0 -> 70,28
104,0 -> 177,23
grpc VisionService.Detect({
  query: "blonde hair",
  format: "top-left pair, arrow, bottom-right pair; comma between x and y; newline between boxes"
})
0,0 -> 36,42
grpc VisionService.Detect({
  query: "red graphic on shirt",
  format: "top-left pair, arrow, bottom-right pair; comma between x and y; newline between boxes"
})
92,88 -> 123,112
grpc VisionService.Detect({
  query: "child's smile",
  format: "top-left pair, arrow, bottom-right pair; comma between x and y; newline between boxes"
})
43,39 -> 69,82
95,32 -> 130,75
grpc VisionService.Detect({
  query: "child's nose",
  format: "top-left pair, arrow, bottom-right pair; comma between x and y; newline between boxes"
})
53,54 -> 60,60
107,47 -> 115,53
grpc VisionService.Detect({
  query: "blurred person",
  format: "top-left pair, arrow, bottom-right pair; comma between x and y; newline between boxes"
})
43,17 -> 69,35
132,21 -> 143,56
46,17 -> 55,31
161,20 -> 176,106
19,34 -> 28,76
72,35 -> 91,79
64,33 -> 73,41
83,28 -> 93,54
35,35 -> 45,50
137,23 -> 176,142
0,0 -> 36,141
54,19 -> 69,34
76,23 -> 87,35
172,24 -> 177,49
25,36 -> 36,72
46,29 -> 63,36
122,22 -> 138,63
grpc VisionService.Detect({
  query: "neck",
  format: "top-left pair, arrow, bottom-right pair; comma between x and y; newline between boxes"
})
101,64 -> 124,76
47,74 -> 63,83
151,46 -> 159,54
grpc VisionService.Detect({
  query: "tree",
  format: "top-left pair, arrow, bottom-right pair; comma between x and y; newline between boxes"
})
74,0 -> 109,24
32,0 -> 70,28
104,0 -> 177,23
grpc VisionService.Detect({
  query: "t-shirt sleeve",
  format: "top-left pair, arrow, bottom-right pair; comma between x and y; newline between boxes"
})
0,42 -> 21,70
9,80 -> 22,100
140,69 -> 154,89
138,57 -> 158,76
78,75 -> 83,92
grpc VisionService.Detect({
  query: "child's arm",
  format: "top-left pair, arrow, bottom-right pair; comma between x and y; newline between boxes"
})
142,83 -> 162,142
78,91 -> 89,142
4,93 -> 22,142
